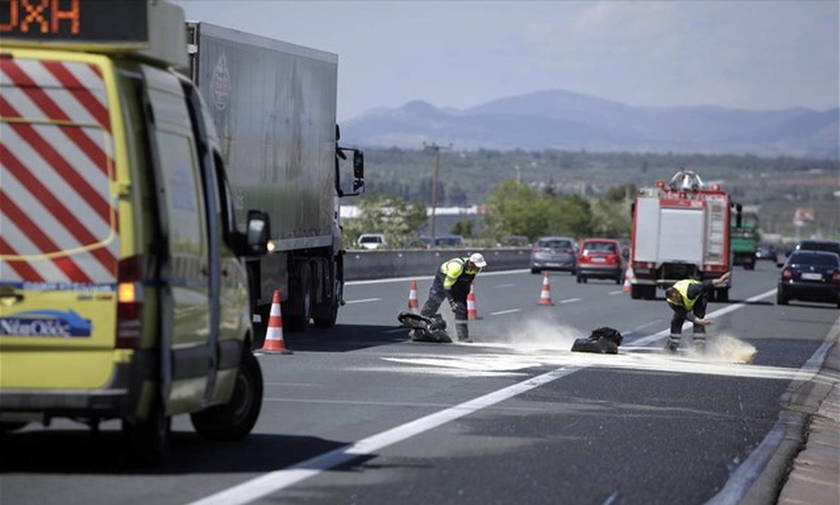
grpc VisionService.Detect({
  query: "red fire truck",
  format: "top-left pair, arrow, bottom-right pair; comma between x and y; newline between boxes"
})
629,170 -> 734,301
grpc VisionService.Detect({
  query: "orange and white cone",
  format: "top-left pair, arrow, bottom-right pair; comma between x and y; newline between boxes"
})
467,282 -> 479,319
407,280 -> 420,313
261,290 -> 292,354
622,265 -> 633,293
538,272 -> 554,306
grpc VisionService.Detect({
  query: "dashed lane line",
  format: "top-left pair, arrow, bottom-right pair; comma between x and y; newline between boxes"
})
344,297 -> 381,304
489,308 -> 521,316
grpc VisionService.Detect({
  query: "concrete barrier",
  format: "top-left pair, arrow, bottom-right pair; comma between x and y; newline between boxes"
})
343,248 -> 531,280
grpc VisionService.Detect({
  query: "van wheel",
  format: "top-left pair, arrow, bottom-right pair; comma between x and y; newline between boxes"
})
285,264 -> 312,331
123,400 -> 170,465
191,351 -> 263,441
0,421 -> 28,434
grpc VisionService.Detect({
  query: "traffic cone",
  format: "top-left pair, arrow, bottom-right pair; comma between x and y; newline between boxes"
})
538,272 -> 554,306
467,282 -> 479,319
261,290 -> 292,354
622,265 -> 633,293
407,280 -> 419,313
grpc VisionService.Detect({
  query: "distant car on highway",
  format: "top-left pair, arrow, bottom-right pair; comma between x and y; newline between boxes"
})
434,235 -> 465,248
357,233 -> 387,250
576,238 -> 624,284
530,236 -> 577,274
755,243 -> 778,263
777,250 -> 840,307
796,240 -> 840,257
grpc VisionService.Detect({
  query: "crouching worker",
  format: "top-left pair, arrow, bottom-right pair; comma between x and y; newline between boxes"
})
664,271 -> 731,352
420,253 -> 487,343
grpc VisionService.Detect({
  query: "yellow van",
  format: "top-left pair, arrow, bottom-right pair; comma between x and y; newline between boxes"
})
0,0 -> 268,463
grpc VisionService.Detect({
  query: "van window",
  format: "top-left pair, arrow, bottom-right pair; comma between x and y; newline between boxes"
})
0,57 -> 118,284
155,131 -> 203,255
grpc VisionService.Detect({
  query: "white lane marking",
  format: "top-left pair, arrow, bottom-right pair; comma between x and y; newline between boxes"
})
186,367 -> 581,505
344,297 -> 381,304
345,269 -> 529,286
264,397 -> 544,412
559,297 -> 581,304
601,489 -> 620,505
628,288 -> 777,347
703,320 -> 838,505
264,382 -> 321,387
383,328 -> 408,334
609,290 -> 624,295
495,283 -> 516,288
632,319 -> 663,332
490,308 -> 521,316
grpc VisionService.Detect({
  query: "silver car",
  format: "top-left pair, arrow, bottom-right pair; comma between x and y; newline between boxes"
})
530,236 -> 577,274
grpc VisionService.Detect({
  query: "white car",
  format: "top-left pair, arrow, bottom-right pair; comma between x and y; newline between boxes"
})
357,233 -> 387,250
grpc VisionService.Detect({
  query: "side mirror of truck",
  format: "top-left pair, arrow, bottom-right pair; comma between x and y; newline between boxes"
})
246,210 -> 270,256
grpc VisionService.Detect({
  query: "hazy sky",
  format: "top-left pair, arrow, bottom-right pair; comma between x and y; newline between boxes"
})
174,1 -> 840,121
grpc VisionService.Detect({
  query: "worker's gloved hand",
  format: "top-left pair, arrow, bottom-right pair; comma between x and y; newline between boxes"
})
694,317 -> 713,326
448,297 -> 468,321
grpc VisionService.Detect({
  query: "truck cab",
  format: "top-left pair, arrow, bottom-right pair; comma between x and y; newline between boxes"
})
0,0 -> 268,463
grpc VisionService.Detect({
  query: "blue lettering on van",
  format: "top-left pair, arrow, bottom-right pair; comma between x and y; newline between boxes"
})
0,310 -> 92,337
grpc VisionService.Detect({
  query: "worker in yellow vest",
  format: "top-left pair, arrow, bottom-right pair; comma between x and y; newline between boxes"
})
664,271 -> 731,352
419,253 -> 487,342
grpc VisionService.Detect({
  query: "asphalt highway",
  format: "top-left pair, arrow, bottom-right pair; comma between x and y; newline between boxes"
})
2,261 -> 837,505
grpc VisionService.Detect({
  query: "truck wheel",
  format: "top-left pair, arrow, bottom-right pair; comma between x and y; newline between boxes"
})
777,289 -> 788,305
123,400 -> 170,465
530,267 -> 540,274
630,284 -> 642,299
285,264 -> 312,331
191,350 -> 264,441
644,285 -> 656,300
313,292 -> 338,328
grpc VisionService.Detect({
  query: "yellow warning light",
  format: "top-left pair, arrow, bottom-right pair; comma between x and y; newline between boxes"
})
117,282 -> 136,303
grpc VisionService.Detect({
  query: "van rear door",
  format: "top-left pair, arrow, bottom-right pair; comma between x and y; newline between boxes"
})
0,52 -> 121,389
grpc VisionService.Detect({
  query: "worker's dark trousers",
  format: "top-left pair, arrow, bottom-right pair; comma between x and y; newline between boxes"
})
421,274 -> 469,340
668,298 -> 707,349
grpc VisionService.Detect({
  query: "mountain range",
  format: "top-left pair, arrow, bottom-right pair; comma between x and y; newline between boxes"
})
341,89 -> 839,158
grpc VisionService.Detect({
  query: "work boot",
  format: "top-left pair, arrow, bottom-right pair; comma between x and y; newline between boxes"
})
455,323 -> 472,343
664,334 -> 679,352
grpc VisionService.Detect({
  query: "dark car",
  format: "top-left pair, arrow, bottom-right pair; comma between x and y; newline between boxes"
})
796,240 -> 840,257
576,238 -> 623,284
777,250 -> 840,307
530,236 -> 577,274
755,243 -> 778,263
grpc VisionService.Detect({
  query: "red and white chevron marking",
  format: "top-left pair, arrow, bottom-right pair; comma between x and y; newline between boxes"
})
0,57 -> 119,285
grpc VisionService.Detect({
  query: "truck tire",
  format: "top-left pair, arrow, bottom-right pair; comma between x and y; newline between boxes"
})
777,289 -> 788,305
644,285 -> 657,300
191,350 -> 263,441
122,399 -> 170,465
285,263 -> 312,331
313,260 -> 340,328
630,284 -> 642,299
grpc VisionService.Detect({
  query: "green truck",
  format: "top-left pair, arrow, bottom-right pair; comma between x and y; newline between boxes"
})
731,207 -> 760,270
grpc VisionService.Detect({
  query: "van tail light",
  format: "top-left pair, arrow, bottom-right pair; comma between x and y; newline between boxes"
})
116,255 -> 144,349
781,268 -> 793,281
832,270 -> 840,285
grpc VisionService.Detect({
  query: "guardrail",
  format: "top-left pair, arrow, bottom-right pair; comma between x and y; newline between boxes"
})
343,248 -> 532,280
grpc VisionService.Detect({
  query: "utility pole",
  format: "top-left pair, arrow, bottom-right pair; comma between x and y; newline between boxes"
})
423,142 -> 452,241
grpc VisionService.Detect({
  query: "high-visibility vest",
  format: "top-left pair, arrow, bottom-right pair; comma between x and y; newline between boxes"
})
440,258 -> 478,289
669,279 -> 703,310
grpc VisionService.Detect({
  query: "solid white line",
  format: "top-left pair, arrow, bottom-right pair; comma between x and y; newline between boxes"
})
559,297 -> 581,304
344,297 -> 381,304
609,290 -> 624,295
702,323 -> 837,505
495,283 -> 516,288
490,308 -> 521,316
627,288 -> 777,347
186,367 -> 581,505
345,269 -> 530,286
